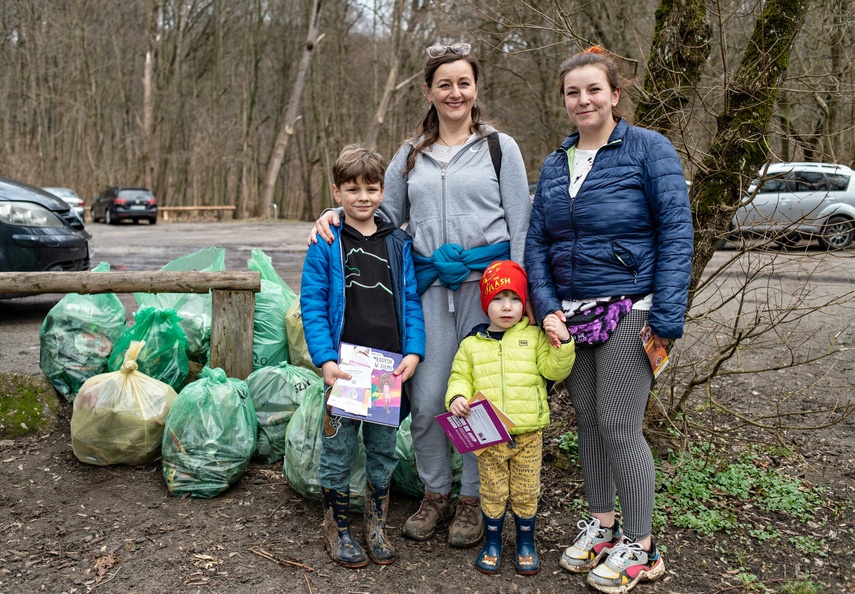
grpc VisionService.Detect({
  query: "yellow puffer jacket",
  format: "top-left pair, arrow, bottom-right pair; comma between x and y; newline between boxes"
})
445,318 -> 575,434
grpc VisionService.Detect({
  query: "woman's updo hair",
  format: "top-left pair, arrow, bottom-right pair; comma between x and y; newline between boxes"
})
558,46 -> 625,120
406,45 -> 486,173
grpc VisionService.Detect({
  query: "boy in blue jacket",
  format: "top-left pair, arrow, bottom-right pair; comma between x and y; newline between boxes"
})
300,144 -> 426,568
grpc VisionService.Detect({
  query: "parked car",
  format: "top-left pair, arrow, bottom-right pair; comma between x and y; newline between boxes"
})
91,187 -> 158,225
731,162 -> 855,250
0,177 -> 91,282
42,187 -> 85,221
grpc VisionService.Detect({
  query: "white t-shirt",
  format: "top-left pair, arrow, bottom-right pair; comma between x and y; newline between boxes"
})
569,148 -> 597,198
428,134 -> 474,166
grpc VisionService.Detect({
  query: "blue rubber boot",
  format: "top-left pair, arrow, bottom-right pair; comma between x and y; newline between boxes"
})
514,513 -> 540,575
321,487 -> 367,568
475,513 -> 505,574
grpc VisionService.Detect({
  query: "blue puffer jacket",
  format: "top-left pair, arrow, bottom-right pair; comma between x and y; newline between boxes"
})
300,223 -> 426,368
525,119 -> 694,339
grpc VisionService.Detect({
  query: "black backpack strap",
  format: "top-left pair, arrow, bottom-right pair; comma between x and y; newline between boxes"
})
487,131 -> 502,180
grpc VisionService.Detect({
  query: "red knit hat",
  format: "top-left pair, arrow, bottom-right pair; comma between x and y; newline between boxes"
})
480,260 -> 528,317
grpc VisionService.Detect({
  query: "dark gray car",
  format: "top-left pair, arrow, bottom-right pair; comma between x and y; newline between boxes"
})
0,177 -> 91,279
91,186 -> 158,225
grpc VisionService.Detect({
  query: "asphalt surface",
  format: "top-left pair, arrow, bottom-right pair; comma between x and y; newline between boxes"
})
1,219 -> 315,375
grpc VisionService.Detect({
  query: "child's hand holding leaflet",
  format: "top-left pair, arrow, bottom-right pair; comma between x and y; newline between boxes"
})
435,391 -> 515,455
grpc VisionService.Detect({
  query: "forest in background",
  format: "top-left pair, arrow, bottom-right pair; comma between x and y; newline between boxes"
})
0,0 -> 850,221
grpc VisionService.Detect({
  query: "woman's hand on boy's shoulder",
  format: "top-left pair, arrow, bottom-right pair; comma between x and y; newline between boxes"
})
307,210 -> 341,245
394,354 -> 421,383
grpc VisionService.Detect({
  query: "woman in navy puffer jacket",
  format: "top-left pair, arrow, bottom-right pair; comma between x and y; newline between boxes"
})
525,47 -> 693,594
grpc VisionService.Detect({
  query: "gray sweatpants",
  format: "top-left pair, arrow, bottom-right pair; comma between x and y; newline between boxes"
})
409,280 -> 485,497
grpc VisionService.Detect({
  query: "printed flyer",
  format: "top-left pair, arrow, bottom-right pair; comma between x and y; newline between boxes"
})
327,342 -> 403,427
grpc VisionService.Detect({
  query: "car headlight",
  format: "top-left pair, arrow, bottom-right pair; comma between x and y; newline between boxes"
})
0,201 -> 65,228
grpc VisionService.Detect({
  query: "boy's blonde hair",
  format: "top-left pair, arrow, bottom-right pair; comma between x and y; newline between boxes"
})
332,144 -> 387,187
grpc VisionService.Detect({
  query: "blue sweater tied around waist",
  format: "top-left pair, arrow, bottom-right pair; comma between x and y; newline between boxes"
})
413,241 -> 510,295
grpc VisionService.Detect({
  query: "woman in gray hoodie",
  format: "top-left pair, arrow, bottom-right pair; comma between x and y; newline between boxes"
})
310,42 -> 531,550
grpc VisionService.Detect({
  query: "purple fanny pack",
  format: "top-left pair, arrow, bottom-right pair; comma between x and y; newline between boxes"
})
564,297 -> 633,347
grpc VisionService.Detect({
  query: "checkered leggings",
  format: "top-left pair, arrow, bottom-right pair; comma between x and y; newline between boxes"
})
477,430 -> 542,519
565,309 -> 655,541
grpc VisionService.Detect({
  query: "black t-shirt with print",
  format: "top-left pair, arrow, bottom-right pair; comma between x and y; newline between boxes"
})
339,218 -> 402,354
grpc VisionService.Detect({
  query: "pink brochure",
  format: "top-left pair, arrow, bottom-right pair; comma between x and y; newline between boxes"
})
435,397 -> 513,455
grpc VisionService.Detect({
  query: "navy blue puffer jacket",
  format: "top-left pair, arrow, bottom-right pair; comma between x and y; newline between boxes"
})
525,119 -> 694,339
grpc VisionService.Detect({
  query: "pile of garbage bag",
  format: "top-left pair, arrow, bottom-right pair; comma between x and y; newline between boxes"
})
41,245 -> 463,502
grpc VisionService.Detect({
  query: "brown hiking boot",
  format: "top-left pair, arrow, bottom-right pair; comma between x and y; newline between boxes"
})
402,491 -> 452,541
448,496 -> 484,548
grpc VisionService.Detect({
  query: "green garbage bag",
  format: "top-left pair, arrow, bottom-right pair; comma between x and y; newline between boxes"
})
72,341 -> 178,466
135,247 -> 225,364
391,416 -> 423,498
39,262 -> 127,402
282,383 -> 365,510
390,416 -> 464,499
108,306 -> 189,393
246,362 -> 321,464
161,367 -> 257,498
248,249 -> 297,370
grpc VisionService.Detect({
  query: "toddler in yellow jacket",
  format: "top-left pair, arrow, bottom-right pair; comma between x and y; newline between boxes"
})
445,260 -> 575,575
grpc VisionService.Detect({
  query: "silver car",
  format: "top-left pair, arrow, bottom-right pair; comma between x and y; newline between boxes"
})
43,187 -> 85,221
731,162 -> 855,250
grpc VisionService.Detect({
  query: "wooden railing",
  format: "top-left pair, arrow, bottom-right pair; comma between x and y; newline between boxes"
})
158,205 -> 236,222
0,271 -> 259,380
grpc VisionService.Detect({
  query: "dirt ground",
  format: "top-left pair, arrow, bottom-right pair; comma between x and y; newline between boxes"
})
1,224 -> 853,594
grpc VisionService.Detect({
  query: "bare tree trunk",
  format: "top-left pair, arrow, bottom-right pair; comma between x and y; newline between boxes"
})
634,0 -> 712,136
690,0 -> 812,295
141,0 -> 159,191
257,0 -> 322,218
237,0 -> 265,220
825,0 -> 845,161
364,0 -> 425,147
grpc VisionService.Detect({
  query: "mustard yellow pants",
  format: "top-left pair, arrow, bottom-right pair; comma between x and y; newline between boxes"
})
477,430 -> 542,519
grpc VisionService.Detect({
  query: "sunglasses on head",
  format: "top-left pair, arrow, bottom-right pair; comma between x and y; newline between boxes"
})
425,43 -> 472,59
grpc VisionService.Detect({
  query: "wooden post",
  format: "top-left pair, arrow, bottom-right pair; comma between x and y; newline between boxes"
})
210,289 -> 255,380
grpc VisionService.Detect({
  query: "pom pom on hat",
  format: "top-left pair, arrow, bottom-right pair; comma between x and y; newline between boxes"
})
479,260 -> 528,317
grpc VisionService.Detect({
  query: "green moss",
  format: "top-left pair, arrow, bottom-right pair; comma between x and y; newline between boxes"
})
0,373 -> 62,439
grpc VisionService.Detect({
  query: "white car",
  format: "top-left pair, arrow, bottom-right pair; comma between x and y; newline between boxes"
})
43,187 -> 85,221
731,162 -> 855,250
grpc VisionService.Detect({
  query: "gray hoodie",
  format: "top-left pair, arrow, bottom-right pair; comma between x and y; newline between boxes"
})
380,126 -> 532,287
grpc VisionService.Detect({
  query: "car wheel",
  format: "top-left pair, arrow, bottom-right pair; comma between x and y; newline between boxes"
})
818,215 -> 854,250
105,209 -> 114,225
149,217 -> 157,225
90,207 -> 97,223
